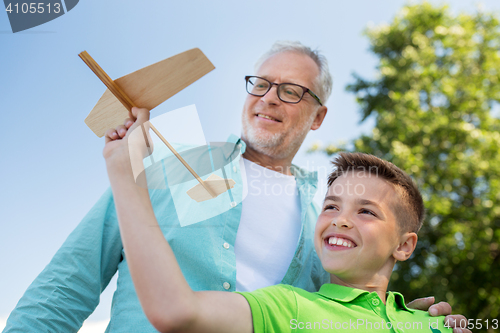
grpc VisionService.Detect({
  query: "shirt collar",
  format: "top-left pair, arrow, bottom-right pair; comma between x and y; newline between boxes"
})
318,284 -> 370,302
317,284 -> 415,313
390,291 -> 416,313
222,134 -> 246,160
290,164 -> 318,188
225,135 -> 317,186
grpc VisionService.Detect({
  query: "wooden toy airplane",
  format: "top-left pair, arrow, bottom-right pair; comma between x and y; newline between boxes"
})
80,49 -> 235,202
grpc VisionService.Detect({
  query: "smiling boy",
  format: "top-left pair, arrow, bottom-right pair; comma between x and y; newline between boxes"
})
103,111 -> 452,332
240,153 -> 445,332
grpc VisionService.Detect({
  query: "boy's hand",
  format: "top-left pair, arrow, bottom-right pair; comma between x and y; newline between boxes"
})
103,107 -> 152,169
406,297 -> 471,333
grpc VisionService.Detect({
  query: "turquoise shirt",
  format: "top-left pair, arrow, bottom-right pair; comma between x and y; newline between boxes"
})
4,135 -> 329,333
239,284 -> 452,333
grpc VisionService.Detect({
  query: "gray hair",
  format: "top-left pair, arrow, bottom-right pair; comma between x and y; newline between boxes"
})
254,41 -> 333,104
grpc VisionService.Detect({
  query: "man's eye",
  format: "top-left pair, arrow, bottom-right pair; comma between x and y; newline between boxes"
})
284,88 -> 300,97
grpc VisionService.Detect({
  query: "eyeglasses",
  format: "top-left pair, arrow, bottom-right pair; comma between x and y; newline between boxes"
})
245,76 -> 323,106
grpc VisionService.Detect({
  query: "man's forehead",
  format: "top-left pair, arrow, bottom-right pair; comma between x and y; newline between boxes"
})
256,73 -> 307,85
255,52 -> 319,86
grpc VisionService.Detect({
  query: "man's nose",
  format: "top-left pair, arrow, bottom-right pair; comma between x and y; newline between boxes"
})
260,84 -> 281,105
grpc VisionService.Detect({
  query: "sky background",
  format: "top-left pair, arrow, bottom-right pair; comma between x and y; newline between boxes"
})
1,0 -> 499,331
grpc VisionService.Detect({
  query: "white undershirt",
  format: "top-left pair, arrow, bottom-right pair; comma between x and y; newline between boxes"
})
235,157 -> 302,292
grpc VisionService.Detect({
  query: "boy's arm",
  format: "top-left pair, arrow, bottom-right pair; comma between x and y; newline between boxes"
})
104,107 -> 253,333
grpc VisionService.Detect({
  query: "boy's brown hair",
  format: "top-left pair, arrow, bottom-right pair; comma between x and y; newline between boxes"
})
327,152 -> 425,233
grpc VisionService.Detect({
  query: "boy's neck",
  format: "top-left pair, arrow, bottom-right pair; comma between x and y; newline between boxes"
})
329,273 -> 391,304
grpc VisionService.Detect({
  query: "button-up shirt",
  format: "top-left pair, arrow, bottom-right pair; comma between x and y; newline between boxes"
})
4,135 -> 329,332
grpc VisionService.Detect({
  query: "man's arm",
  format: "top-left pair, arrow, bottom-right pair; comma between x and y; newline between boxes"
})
104,107 -> 253,333
406,297 -> 472,333
3,189 -> 123,332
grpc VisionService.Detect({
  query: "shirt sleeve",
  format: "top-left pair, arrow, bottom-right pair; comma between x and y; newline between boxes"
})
3,188 -> 123,333
237,284 -> 298,333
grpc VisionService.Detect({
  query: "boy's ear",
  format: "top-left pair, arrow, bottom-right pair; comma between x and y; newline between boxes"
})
393,232 -> 418,262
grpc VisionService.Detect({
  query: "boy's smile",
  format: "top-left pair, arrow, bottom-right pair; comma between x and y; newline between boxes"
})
314,170 -> 404,286
324,234 -> 357,249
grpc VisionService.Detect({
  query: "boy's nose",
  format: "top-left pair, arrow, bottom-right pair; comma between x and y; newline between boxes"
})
332,216 -> 353,229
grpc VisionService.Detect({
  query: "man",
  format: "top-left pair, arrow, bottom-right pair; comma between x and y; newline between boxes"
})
4,41 -> 465,332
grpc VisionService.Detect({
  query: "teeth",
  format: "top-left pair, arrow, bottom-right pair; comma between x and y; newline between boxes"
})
257,114 -> 278,121
328,236 -> 354,248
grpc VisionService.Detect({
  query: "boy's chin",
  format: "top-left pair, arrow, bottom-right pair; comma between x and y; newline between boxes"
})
325,269 -> 355,282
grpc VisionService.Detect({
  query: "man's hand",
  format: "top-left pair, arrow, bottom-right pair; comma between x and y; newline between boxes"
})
406,297 -> 471,333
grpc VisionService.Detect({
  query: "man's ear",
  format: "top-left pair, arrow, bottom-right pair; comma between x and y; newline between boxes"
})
393,232 -> 418,262
311,106 -> 328,131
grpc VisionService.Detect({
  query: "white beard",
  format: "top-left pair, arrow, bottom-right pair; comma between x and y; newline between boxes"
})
241,114 -> 315,160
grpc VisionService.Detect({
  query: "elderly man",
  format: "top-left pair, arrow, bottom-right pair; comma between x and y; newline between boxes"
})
4,41 -> 465,333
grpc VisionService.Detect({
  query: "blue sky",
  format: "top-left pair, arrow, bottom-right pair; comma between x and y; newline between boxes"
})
1,0 -> 499,330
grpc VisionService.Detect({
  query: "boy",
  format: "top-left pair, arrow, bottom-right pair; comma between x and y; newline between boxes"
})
103,110 -> 453,333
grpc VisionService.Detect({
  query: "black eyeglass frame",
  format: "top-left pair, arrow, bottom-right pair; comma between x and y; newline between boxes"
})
245,75 -> 323,106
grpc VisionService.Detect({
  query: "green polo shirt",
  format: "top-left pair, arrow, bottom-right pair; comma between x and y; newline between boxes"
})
238,284 -> 452,333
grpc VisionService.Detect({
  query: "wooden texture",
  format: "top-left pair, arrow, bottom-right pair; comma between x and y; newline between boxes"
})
84,48 -> 215,137
79,49 -> 216,198
186,174 -> 236,203
149,125 -> 216,198
79,51 -> 135,115
79,51 -> 154,155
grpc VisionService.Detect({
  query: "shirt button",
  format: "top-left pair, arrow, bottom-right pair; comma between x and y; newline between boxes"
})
236,144 -> 242,149
223,282 -> 231,290
233,166 -> 237,173
230,202 -> 236,208
223,242 -> 230,249
372,298 -> 380,306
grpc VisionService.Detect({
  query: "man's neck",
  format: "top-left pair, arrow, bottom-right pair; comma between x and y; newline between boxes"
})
242,145 -> 294,176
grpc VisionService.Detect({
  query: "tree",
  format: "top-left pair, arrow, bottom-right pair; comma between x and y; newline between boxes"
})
312,3 -> 500,331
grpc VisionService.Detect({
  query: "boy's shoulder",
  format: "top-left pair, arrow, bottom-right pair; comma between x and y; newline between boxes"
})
239,284 -> 452,333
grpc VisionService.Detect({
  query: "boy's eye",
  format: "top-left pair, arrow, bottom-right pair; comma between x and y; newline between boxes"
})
359,209 -> 376,216
323,205 -> 338,211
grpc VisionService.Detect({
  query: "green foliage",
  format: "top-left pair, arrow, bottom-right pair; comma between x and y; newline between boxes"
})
313,2 -> 500,330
